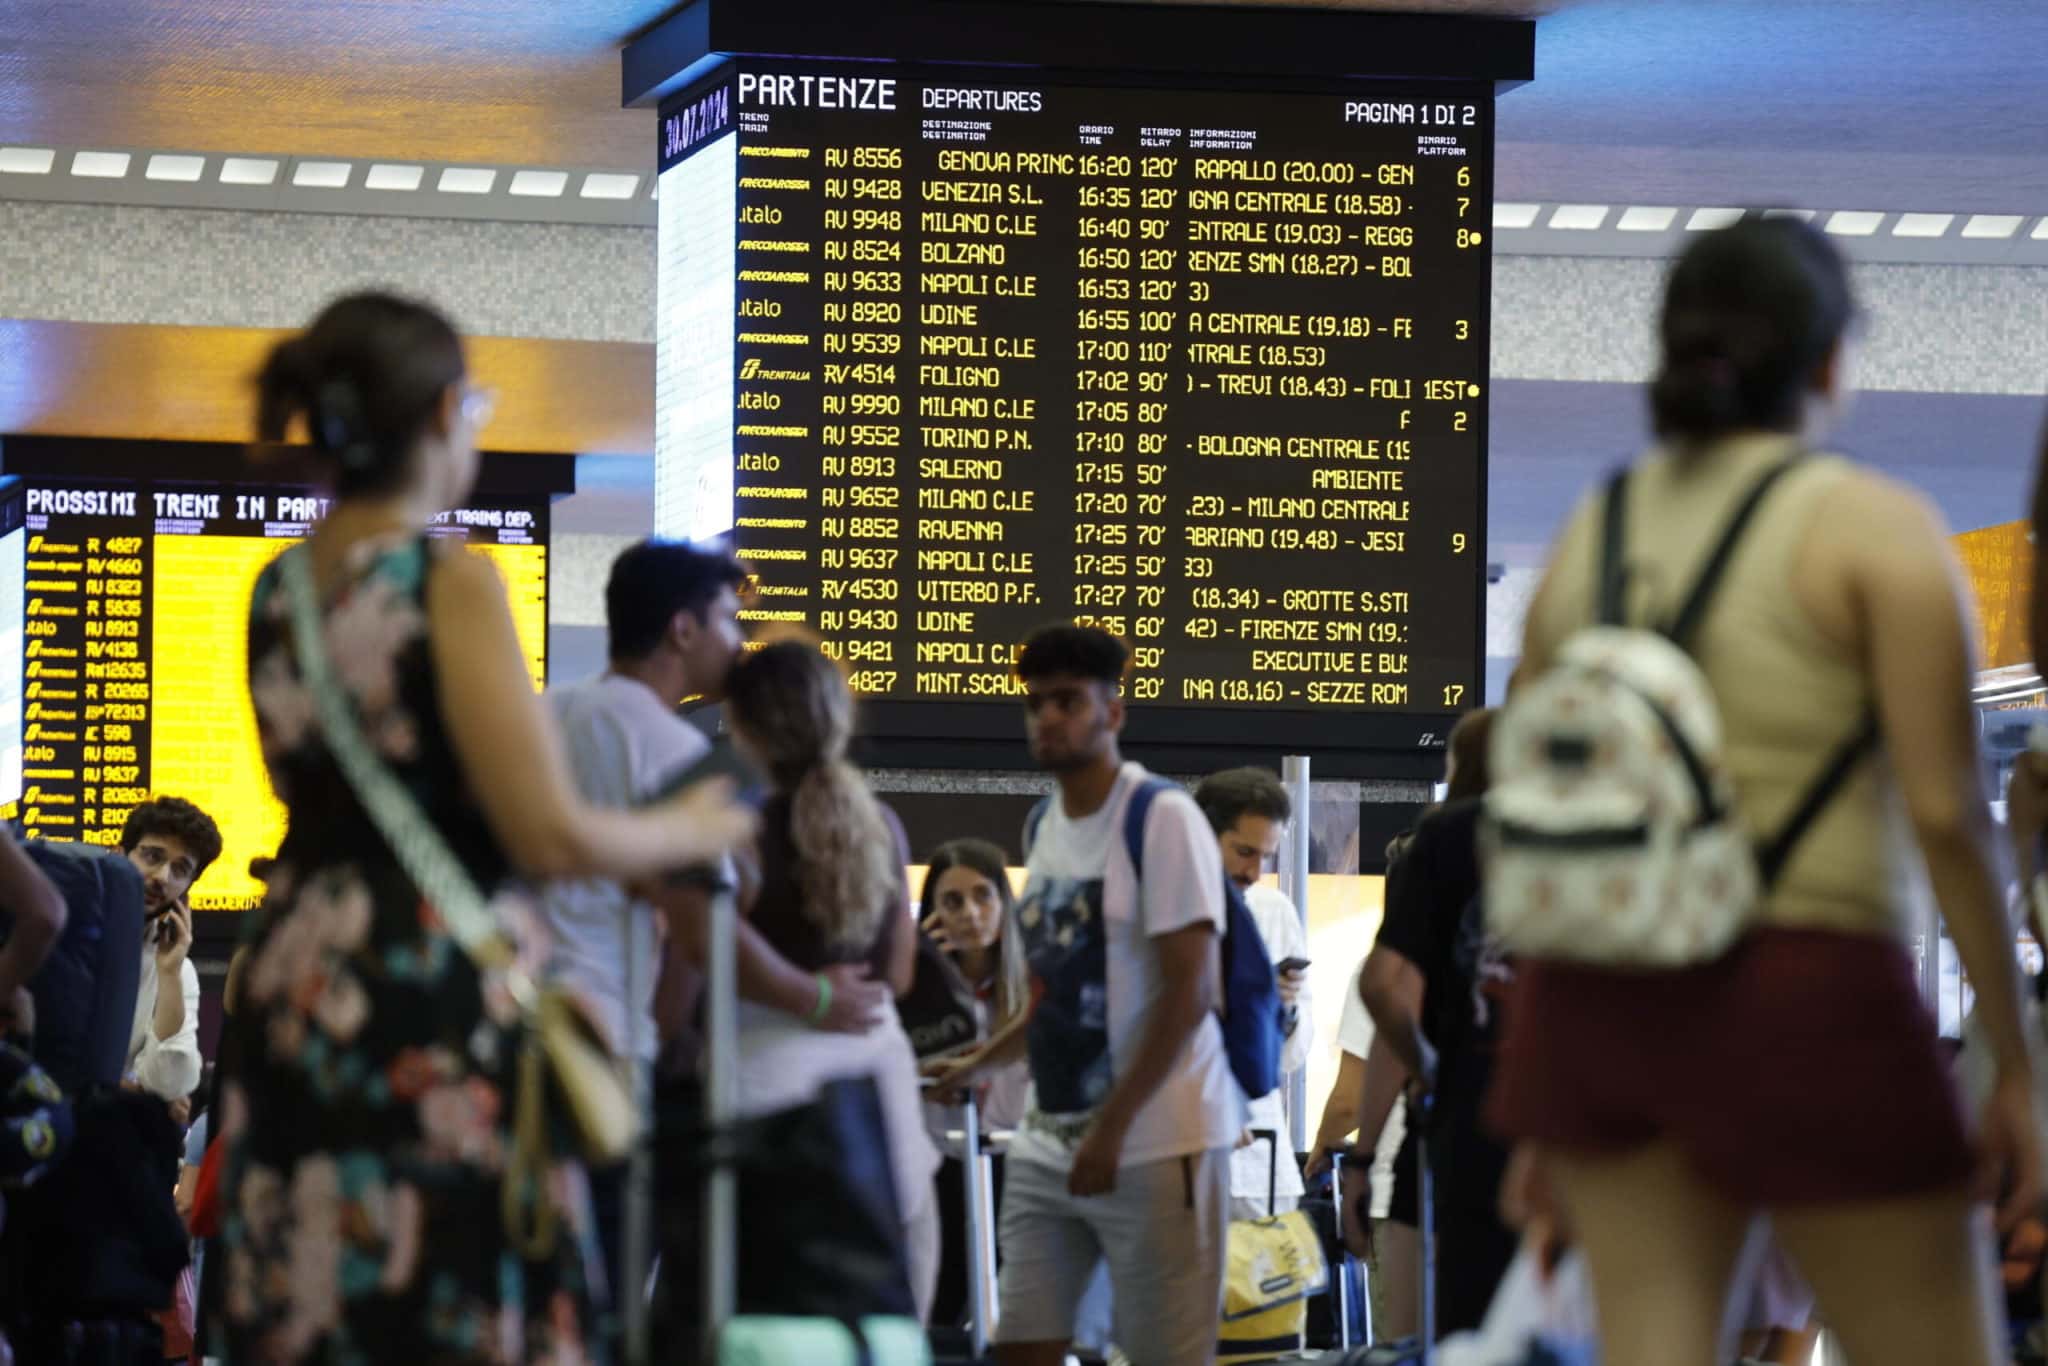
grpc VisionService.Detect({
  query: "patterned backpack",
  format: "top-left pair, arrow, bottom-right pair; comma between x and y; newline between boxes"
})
1483,459 -> 1875,968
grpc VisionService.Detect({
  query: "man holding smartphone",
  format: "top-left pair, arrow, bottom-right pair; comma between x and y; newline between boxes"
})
1195,767 -> 1314,1220
118,796 -> 220,1103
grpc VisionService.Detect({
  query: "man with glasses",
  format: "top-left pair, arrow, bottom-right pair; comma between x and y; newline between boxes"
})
118,796 -> 221,1103
1194,767 -> 1313,1221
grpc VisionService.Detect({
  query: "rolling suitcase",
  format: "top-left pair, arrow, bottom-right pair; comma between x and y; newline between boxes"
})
927,1094 -> 999,1365
695,872 -> 931,1366
1318,1094 -> 1434,1365
1303,1154 -> 1370,1352
1219,1129 -> 1328,1363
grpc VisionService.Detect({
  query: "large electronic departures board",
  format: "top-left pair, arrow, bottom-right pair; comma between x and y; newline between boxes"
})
656,57 -> 1493,761
12,477 -> 548,910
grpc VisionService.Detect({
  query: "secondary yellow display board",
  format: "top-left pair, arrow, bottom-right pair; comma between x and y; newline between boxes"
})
149,535 -> 549,911
150,534 -> 296,910
13,477 -> 551,912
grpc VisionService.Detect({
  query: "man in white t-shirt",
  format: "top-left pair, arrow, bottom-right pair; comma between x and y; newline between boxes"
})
1194,767 -> 1313,1221
933,625 -> 1244,1366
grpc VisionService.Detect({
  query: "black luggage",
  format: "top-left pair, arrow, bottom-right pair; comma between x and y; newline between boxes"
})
1302,1166 -> 1371,1351
668,867 -> 928,1366
12,841 -> 144,1093
897,932 -> 981,1062
0,1087 -> 186,1365
1315,1094 -> 1435,1365
927,1094 -> 999,1365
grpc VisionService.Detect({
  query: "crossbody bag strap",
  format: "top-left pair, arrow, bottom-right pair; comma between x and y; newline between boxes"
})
1596,467 -> 1632,627
1661,458 -> 1805,649
277,546 -> 532,1007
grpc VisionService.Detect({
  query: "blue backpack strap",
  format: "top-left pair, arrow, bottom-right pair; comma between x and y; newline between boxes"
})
1120,777 -> 1174,879
1023,795 -> 1053,857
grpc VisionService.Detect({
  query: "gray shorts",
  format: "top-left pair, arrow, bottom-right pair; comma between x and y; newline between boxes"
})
995,1147 -> 1230,1366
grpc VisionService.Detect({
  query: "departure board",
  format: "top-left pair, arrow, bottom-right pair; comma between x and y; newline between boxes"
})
657,62 -> 1490,754
13,480 -> 548,910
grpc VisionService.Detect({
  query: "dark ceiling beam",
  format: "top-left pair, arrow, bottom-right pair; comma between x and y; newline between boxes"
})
625,0 -> 1535,108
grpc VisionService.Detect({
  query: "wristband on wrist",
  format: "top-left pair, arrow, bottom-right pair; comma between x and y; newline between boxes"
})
807,972 -> 833,1025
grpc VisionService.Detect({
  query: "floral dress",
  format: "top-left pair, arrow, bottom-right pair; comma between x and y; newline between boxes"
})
219,536 -> 598,1364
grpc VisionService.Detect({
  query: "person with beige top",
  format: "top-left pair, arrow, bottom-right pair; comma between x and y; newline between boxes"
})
1489,217 -> 2039,1366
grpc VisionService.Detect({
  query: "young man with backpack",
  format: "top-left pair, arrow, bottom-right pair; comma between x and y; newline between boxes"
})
929,624 -> 1248,1366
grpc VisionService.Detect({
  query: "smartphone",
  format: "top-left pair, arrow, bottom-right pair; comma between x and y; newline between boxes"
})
1274,956 -> 1311,974
150,901 -> 186,945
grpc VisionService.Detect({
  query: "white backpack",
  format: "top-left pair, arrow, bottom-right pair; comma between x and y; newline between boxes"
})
1483,460 -> 1875,968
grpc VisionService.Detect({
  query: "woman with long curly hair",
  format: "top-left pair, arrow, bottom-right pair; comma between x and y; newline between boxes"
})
721,639 -> 942,1319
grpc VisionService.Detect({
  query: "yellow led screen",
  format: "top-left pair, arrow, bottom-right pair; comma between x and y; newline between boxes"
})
18,481 -> 549,911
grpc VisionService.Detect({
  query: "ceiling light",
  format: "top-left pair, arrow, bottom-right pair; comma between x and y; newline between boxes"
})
1892,212 -> 1953,238
1963,214 -> 2023,240
1686,207 -> 1744,231
1548,204 -> 1609,231
365,163 -> 424,191
509,169 -> 569,197
1823,210 -> 1882,236
71,151 -> 131,179
144,154 -> 204,183
1764,208 -> 1816,223
219,157 -> 279,186
292,161 -> 352,189
0,147 -> 55,175
1616,206 -> 1677,232
581,172 -> 640,200
437,167 -> 496,194
1492,202 -> 1540,229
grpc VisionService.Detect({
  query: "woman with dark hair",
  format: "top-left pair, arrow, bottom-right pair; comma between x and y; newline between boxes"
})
721,639 -> 942,1321
914,839 -> 1028,1330
224,291 -> 752,1362
917,839 -> 1028,1063
1493,218 -> 2038,1365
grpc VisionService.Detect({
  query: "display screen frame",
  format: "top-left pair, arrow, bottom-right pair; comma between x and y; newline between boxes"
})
0,438 -> 569,907
657,60 -> 1492,777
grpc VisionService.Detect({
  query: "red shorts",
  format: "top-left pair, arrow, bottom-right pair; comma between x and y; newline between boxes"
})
1486,928 -> 1975,1206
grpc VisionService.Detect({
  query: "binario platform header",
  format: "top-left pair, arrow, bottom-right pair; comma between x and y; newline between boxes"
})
656,60 -> 1492,759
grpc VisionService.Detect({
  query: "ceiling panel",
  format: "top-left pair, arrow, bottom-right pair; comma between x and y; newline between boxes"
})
1495,0 -> 2048,210
5,2 -> 2047,219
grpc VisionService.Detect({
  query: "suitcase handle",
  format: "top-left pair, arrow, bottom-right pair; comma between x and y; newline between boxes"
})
1247,1127 -> 1280,1215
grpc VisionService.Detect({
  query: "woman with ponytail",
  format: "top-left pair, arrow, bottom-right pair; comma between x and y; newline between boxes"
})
1494,218 -> 2038,1366
721,639 -> 942,1319
225,292 -> 752,1362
